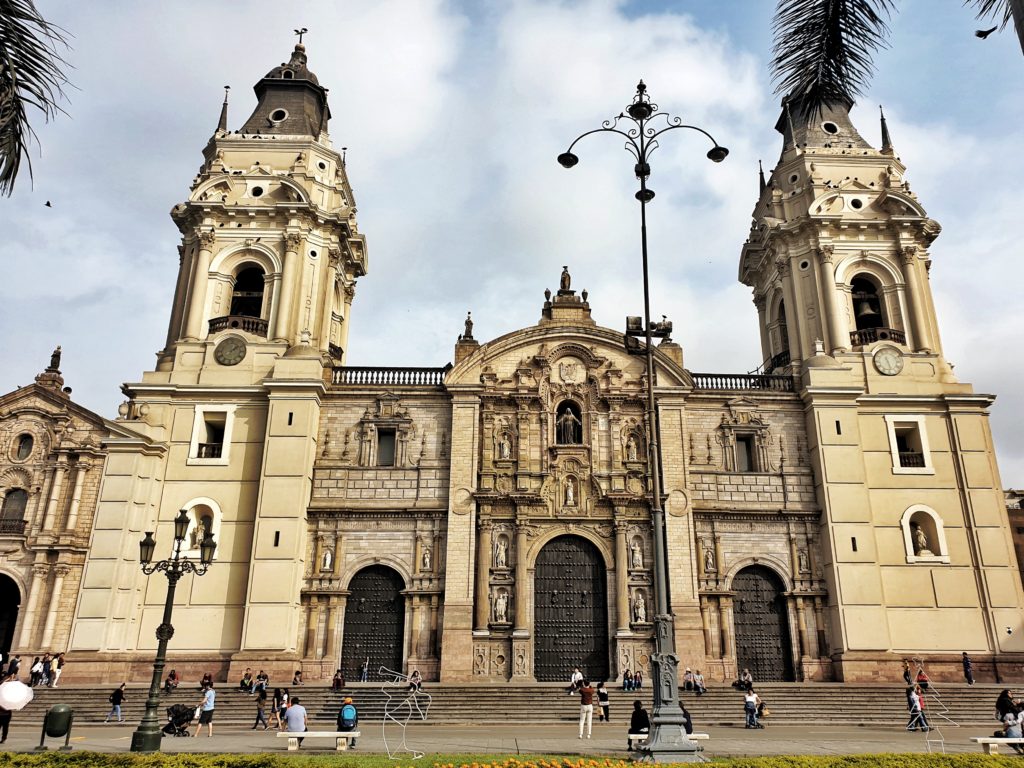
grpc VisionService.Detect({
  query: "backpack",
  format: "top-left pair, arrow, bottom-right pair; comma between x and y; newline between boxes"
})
339,704 -> 357,728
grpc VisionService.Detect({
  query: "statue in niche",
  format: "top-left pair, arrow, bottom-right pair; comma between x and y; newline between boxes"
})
497,433 -> 511,460
422,546 -> 432,571
464,311 -> 474,339
797,549 -> 810,573
189,515 -> 210,550
515,652 -> 526,676
494,538 -> 508,568
493,591 -> 509,622
626,434 -> 639,462
321,548 -> 333,572
560,265 -> 571,291
911,523 -> 933,556
703,544 -> 716,573
556,405 -> 582,444
564,476 -> 577,506
633,592 -> 647,623
631,540 -> 643,569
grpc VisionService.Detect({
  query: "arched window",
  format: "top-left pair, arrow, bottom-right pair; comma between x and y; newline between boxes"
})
555,401 -> 583,445
851,276 -> 884,331
900,505 -> 949,564
14,435 -> 33,461
776,300 -> 789,353
230,266 -> 265,318
1,489 -> 28,520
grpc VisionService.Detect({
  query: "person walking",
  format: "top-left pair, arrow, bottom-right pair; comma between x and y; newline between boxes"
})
51,653 -> 65,688
193,683 -> 216,737
627,699 -> 650,751
271,688 -> 285,730
962,652 -> 975,685
577,679 -> 595,739
743,687 -> 762,729
0,705 -> 10,743
252,690 -> 269,730
360,657 -> 370,682
105,683 -> 126,723
906,684 -> 928,731
29,657 -> 42,687
337,695 -> 359,748
597,681 -> 610,722
283,695 -> 307,746
6,656 -> 19,681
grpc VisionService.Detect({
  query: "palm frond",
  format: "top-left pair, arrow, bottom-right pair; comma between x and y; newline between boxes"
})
964,0 -> 1014,30
771,0 -> 896,116
0,0 -> 71,196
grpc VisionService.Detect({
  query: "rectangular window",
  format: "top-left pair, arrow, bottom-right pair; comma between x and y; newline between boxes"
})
187,405 -> 236,466
735,435 -> 755,472
377,428 -> 396,467
884,415 -> 934,475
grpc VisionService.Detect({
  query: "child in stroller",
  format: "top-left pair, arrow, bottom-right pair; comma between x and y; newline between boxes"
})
162,704 -> 194,737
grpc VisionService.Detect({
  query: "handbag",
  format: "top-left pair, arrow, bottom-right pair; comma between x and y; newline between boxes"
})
194,706 -> 201,720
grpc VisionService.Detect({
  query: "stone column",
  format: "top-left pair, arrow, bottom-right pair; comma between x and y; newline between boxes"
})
816,245 -> 847,353
613,519 -> 631,632
794,595 -> 809,658
900,245 -> 933,352
813,597 -> 828,657
700,597 -> 713,657
754,295 -> 770,363
428,595 -> 440,661
165,245 -> 193,348
64,461 -> 89,531
18,565 -> 49,648
325,598 -> 340,662
272,232 -> 302,343
410,597 -> 424,659
776,255 -> 805,361
40,566 -> 69,649
42,460 -> 67,530
184,230 -> 216,340
304,600 -> 321,658
514,519 -> 529,630
718,596 -> 732,660
317,249 -> 340,353
474,519 -> 493,631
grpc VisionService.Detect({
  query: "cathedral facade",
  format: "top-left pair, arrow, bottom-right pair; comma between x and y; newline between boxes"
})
6,43 -> 1017,684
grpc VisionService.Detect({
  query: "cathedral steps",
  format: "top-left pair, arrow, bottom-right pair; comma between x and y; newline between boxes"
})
17,683 -> 1007,727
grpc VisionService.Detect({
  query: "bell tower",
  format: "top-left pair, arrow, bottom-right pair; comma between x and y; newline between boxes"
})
158,39 -> 366,378
737,97 -> 1024,680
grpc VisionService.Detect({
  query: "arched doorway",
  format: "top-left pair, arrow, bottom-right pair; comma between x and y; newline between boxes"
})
0,575 -> 20,654
733,565 -> 794,681
533,535 -> 608,681
341,565 -> 405,682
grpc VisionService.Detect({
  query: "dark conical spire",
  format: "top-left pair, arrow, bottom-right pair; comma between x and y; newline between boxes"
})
217,86 -> 230,132
783,100 -> 797,151
758,159 -> 766,195
879,105 -> 893,155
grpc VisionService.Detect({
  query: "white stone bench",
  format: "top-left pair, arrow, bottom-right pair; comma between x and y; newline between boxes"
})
628,732 -> 709,747
276,730 -> 361,751
969,737 -> 1024,755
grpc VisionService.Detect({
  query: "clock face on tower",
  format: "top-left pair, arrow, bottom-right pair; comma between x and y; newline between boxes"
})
214,336 -> 247,366
873,346 -> 904,376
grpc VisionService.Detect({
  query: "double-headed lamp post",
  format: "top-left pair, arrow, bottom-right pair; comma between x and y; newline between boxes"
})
558,81 -> 727,763
130,509 -> 217,752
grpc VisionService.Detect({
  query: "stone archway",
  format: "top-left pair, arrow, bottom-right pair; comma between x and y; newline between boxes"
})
0,574 -> 20,655
341,565 -> 405,683
732,565 -> 794,682
533,535 -> 608,682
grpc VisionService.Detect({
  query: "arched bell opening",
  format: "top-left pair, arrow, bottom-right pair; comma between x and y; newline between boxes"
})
229,265 -> 267,318
851,275 -> 884,331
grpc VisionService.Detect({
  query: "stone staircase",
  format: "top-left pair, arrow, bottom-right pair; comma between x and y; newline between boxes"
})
17,683 -> 1005,727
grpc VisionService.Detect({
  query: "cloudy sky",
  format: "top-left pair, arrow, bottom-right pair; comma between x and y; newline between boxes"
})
2,0 -> 1023,484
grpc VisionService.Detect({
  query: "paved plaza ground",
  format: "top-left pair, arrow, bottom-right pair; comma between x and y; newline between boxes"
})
0,721 -> 1005,758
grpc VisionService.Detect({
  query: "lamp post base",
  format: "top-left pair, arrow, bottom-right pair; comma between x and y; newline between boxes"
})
130,725 -> 164,753
636,728 -> 705,764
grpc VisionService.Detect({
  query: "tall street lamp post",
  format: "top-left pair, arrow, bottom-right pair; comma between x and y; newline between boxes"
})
130,509 -> 217,752
558,81 -> 727,763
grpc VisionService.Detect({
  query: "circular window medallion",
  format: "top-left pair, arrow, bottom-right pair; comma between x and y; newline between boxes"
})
799,260 -> 810,271
317,161 -> 327,171
822,121 -> 840,135
269,108 -> 288,123
214,336 -> 247,366
850,198 -> 864,209
251,186 -> 264,198
13,433 -> 33,461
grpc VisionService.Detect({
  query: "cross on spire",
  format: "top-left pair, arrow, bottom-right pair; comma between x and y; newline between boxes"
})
294,27 -> 308,44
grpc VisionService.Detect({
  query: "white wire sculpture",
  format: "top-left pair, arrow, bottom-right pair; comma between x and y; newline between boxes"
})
379,666 -> 432,759
910,656 -> 959,754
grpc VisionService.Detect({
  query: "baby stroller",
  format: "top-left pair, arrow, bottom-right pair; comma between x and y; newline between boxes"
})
162,704 -> 193,737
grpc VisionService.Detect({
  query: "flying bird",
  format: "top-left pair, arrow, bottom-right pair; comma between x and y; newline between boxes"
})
975,26 -> 998,39
44,200 -> 52,207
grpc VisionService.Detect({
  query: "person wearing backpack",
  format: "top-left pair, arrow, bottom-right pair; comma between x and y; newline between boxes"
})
337,696 -> 359,748
105,683 -> 126,723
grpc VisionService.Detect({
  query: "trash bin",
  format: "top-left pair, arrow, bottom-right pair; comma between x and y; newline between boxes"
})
45,705 -> 73,738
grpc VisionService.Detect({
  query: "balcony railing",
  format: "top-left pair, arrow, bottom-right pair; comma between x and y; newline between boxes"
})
208,315 -> 269,337
196,443 -> 223,459
332,366 -> 449,387
691,373 -> 795,392
850,327 -> 905,346
899,451 -> 926,468
0,519 -> 27,535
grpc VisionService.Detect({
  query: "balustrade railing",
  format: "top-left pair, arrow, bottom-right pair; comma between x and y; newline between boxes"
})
899,451 -> 926,468
0,519 -> 27,535
850,327 -> 905,346
196,443 -> 223,459
691,372 -> 795,392
332,366 -> 449,386
208,315 -> 269,337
